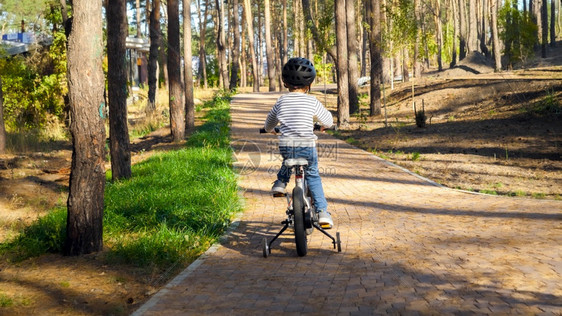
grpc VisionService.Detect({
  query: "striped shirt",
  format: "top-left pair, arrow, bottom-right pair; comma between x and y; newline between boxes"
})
264,92 -> 334,147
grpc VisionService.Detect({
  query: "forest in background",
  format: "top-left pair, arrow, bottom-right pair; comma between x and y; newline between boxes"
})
0,0 -> 560,142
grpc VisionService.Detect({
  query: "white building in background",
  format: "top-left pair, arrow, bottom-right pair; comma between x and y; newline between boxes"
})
0,32 -> 53,57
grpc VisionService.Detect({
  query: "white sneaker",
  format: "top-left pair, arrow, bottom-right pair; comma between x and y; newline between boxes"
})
317,210 -> 333,229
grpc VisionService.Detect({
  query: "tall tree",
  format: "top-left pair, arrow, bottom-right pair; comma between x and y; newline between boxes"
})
264,0 -> 276,91
196,0 -> 209,89
468,0 -> 478,52
480,0 -> 490,56
414,0 -> 423,75
168,0 -> 185,141
184,0 -> 195,131
240,10 -> 248,88
107,0 -> 132,180
282,0 -> 288,67
369,0 -> 382,116
551,0 -> 556,46
490,0 -> 501,71
60,0 -> 68,25
458,0 -> 467,59
243,0 -> 260,91
336,0 -> 350,126
435,0 -> 444,71
0,76 -> 5,154
346,0 -> 359,114
230,0 -> 241,90
533,0 -> 542,48
136,0 -> 142,37
450,0 -> 459,67
64,0 -> 106,255
542,0 -> 548,56
216,0 -> 229,88
147,0 -> 161,112
302,0 -> 337,60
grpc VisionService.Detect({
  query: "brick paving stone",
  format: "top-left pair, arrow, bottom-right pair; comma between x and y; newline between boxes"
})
133,92 -> 562,315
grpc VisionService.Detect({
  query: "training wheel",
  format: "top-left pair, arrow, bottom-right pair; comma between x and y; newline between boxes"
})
336,232 -> 342,252
262,237 -> 269,258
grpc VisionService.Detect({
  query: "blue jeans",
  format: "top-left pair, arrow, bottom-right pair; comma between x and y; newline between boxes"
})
277,146 -> 328,211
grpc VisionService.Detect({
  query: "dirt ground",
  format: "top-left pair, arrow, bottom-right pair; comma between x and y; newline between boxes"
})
1,46 -> 561,314
0,128 -> 187,315
322,76 -> 562,199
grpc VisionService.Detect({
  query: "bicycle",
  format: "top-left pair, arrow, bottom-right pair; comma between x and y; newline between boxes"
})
259,126 -> 342,257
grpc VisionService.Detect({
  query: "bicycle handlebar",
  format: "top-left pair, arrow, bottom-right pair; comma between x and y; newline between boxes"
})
259,124 -> 337,134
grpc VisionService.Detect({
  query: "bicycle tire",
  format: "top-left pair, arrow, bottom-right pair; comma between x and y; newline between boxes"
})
262,237 -> 269,258
292,186 -> 307,257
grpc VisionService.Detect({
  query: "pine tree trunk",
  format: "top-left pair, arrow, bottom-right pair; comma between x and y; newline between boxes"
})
468,0 -> 478,52
450,0 -> 458,68
230,0 -> 241,90
490,0 -> 501,71
436,0 -> 443,71
64,0 -> 106,256
382,0 -> 392,84
347,0 -> 359,114
107,0 -> 132,180
258,4 -> 264,87
542,0 -> 548,57
556,0 -> 562,34
534,0 -> 542,48
283,0 -> 288,66
336,0 -> 350,126
243,0 -> 260,92
197,0 -> 209,89
184,0 -> 195,131
240,12 -> 247,88
361,4 -> 368,77
168,0 -> 185,141
147,0 -> 161,111
264,0 -> 276,91
216,0 -> 229,89
459,0 -> 467,60
551,0 -> 556,46
0,76 -> 5,154
60,0 -> 68,25
369,0 -> 382,116
414,0 -> 423,75
302,0 -> 337,60
136,0 -> 142,37
480,0 -> 490,56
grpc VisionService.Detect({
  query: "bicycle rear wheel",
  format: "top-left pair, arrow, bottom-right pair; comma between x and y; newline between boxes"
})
292,186 -> 307,257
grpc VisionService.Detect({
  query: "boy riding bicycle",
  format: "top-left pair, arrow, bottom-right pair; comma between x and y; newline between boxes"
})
263,57 -> 334,229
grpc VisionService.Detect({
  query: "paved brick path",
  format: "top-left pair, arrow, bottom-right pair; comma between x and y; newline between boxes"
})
134,92 -> 562,315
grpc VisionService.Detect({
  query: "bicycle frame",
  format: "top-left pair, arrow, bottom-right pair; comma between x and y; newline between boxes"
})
259,126 -> 341,257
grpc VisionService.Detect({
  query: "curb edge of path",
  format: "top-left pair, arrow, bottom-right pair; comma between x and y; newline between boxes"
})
131,213 -> 243,316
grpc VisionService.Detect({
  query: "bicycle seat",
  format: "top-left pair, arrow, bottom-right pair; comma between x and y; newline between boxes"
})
284,158 -> 308,168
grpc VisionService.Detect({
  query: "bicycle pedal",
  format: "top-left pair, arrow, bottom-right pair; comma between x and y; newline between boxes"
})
272,192 -> 287,197
320,223 -> 332,229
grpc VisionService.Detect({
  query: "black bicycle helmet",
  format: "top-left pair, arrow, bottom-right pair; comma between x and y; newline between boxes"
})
282,57 -> 316,87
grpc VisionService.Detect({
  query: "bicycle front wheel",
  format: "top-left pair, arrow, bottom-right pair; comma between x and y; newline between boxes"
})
292,186 -> 307,257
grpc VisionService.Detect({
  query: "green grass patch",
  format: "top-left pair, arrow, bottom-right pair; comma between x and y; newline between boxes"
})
1,91 -> 242,269
0,293 -> 14,307
479,189 -> 498,195
0,208 -> 67,261
531,89 -> 561,116
531,192 -> 546,199
345,137 -> 360,145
